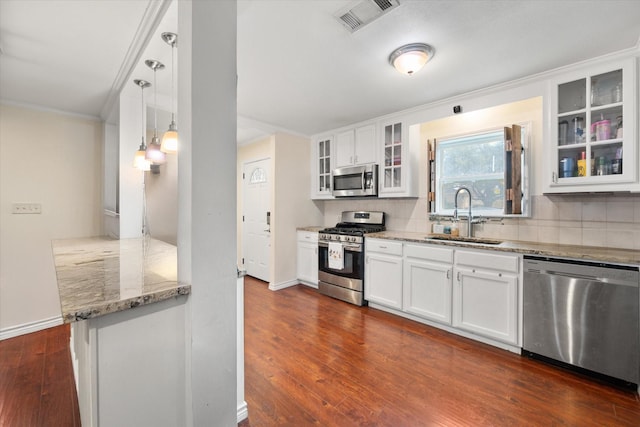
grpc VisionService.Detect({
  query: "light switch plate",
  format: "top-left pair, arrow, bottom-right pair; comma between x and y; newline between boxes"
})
12,203 -> 42,214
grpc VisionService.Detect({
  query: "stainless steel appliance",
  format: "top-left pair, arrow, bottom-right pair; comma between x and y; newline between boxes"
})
332,164 -> 378,198
318,211 -> 385,305
523,256 -> 639,386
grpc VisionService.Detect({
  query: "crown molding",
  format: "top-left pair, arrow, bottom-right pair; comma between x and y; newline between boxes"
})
100,0 -> 173,121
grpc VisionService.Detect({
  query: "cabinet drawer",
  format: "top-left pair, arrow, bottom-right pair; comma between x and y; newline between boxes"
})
455,250 -> 519,273
366,239 -> 403,256
405,244 -> 453,263
297,231 -> 318,243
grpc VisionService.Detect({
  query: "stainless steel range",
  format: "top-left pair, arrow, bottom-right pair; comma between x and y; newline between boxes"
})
318,211 -> 385,306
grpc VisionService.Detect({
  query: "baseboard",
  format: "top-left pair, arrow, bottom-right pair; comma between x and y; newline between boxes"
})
268,279 -> 299,291
237,401 -> 248,423
0,315 -> 64,340
298,281 -> 318,289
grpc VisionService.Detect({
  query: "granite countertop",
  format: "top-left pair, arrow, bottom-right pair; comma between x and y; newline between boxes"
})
52,236 -> 190,323
297,226 -> 325,232
367,231 -> 640,265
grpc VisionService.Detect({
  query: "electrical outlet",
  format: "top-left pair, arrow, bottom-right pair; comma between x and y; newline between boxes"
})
12,203 -> 42,214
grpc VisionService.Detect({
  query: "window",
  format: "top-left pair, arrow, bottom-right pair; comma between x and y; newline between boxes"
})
433,125 -> 528,217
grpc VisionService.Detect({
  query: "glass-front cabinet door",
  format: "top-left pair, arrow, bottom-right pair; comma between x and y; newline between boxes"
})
312,136 -> 333,199
547,58 -> 636,192
382,121 -> 403,191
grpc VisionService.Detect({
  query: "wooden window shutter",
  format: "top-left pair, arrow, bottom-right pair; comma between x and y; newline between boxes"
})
504,125 -> 522,215
427,139 -> 436,212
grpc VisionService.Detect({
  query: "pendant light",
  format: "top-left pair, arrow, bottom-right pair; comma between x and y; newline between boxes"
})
144,59 -> 166,166
133,79 -> 152,171
161,32 -> 178,153
388,43 -> 435,75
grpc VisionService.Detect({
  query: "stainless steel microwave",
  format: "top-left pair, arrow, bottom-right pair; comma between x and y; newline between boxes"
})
332,164 -> 378,197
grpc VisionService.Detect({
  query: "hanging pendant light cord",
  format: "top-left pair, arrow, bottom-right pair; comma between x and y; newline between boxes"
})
171,42 -> 176,124
141,84 -> 146,147
153,67 -> 158,139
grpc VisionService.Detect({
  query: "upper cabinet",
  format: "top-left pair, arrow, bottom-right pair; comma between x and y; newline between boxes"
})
310,136 -> 333,199
545,58 -> 637,193
378,119 -> 419,197
335,124 -> 377,168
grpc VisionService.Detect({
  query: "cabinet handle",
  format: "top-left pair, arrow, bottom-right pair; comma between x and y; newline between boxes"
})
498,272 -> 502,277
446,269 -> 451,279
552,172 -> 557,183
457,271 -> 461,281
379,245 -> 387,249
472,268 -> 476,273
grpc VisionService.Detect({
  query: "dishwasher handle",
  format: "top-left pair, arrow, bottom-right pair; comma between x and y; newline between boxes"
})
530,268 -> 618,284
525,258 -> 639,288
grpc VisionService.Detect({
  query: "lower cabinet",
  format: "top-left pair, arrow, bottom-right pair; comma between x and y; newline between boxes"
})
296,231 -> 318,286
365,239 -> 403,309
403,244 -> 453,325
452,250 -> 519,345
365,239 -> 521,351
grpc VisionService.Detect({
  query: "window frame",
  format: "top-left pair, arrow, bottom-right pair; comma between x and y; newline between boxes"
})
432,122 -> 530,218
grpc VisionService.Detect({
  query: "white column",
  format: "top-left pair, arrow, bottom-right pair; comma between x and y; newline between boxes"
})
179,1 -> 238,425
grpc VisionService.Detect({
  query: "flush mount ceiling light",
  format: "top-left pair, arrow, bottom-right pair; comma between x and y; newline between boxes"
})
161,32 -> 178,153
388,43 -> 435,76
144,59 -> 166,169
133,79 -> 152,171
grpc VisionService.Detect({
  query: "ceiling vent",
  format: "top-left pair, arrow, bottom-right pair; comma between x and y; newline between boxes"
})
335,0 -> 401,33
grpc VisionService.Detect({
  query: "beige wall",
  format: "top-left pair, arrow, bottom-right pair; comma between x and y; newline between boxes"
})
237,133 -> 323,287
0,104 -> 103,335
272,132 -> 323,286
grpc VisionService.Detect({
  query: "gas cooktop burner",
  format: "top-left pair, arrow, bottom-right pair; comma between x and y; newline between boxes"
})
320,225 -> 385,236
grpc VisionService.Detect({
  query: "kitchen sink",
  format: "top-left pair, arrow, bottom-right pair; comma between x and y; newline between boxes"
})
425,234 -> 503,245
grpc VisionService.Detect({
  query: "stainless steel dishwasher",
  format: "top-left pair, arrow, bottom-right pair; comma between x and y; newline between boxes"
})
523,256 -> 639,386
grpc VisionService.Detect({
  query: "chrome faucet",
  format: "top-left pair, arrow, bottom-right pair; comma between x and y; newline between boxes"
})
454,186 -> 473,237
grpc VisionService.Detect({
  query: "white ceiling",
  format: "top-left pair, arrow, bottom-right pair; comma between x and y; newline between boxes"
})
2,1 -> 640,145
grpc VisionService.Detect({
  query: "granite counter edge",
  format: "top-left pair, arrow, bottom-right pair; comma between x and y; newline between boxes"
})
367,232 -> 640,265
62,284 -> 191,324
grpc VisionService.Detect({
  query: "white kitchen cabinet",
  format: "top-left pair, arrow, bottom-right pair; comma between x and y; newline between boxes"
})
378,119 -> 419,197
365,238 -> 403,309
335,124 -> 376,168
296,231 -> 318,286
311,136 -> 334,199
403,244 -> 453,325
452,250 -> 519,345
545,57 -> 637,193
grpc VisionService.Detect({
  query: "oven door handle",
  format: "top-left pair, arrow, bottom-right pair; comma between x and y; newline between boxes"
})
318,241 -> 361,252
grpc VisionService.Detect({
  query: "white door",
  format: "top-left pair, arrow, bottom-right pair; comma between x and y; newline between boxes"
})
242,159 -> 271,282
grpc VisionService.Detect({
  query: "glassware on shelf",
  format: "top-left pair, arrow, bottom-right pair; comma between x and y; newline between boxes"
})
612,83 -> 623,103
558,120 -> 568,145
572,116 -> 585,143
616,116 -> 623,138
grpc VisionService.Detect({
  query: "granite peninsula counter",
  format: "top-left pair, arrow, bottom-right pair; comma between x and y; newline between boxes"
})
51,236 -> 191,426
52,236 -> 190,322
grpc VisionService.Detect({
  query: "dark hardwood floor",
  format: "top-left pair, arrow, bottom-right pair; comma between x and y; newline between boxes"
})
0,324 -> 80,427
240,276 -> 640,426
2,277 -> 639,426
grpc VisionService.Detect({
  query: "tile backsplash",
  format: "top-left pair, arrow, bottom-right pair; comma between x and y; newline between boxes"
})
323,194 -> 640,250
